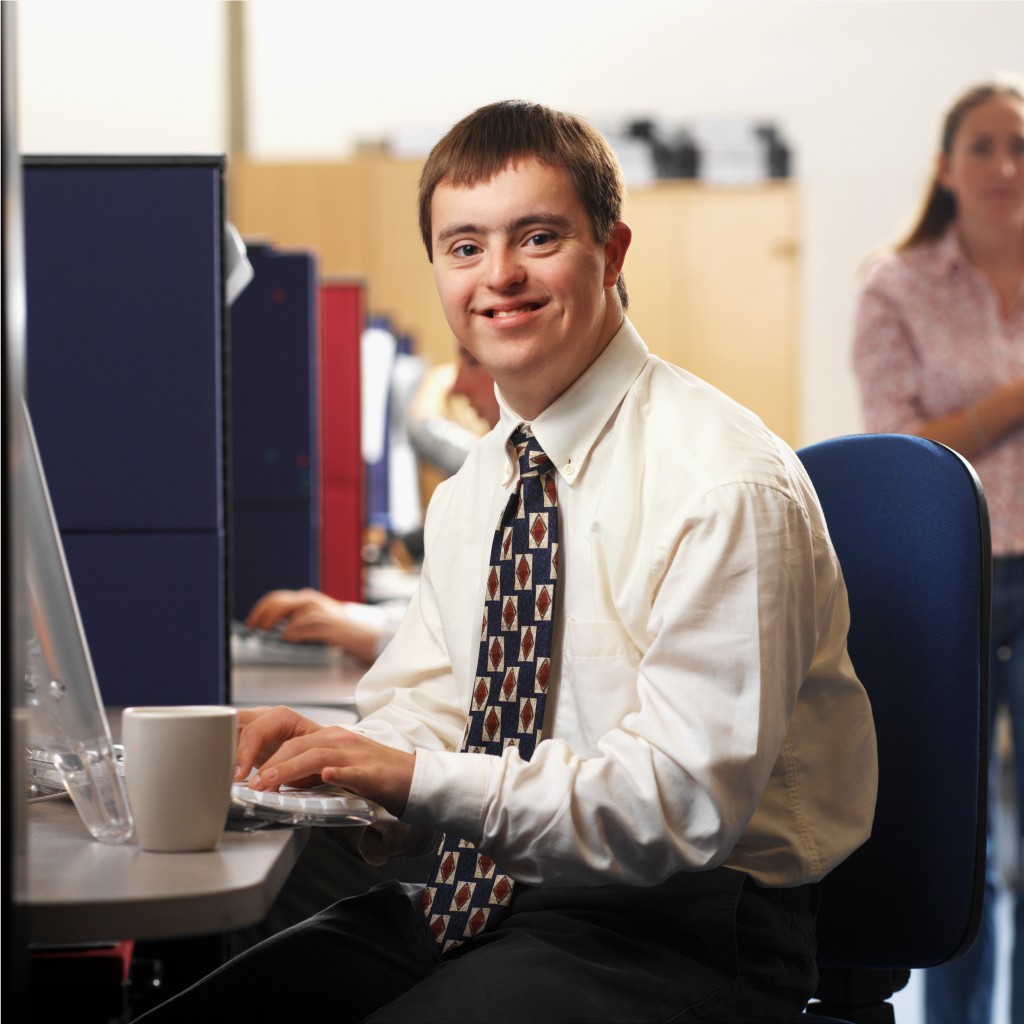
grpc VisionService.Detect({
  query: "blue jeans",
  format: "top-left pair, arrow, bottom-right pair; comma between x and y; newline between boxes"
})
926,556 -> 1024,1024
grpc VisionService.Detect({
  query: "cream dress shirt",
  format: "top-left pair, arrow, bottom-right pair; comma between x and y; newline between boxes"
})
352,320 -> 877,889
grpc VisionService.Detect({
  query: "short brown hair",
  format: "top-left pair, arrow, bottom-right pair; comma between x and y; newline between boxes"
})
899,75 -> 1024,251
418,100 -> 628,306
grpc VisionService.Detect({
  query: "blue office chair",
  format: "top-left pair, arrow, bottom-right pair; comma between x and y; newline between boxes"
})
796,434 -> 991,1023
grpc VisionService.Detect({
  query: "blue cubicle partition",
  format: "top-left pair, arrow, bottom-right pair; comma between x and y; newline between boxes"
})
23,157 -> 228,707
229,243 -> 319,620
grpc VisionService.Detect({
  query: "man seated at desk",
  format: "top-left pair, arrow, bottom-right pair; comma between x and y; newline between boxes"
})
141,100 -> 877,1023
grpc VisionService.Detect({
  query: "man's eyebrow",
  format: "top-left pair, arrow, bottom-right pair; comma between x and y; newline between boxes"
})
435,212 -> 574,246
506,213 -> 573,235
435,222 -> 485,246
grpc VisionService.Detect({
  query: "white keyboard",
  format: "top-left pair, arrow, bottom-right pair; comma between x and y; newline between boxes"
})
231,779 -> 376,827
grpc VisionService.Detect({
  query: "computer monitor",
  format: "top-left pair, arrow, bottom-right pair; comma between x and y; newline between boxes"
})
3,4 -> 30,1002
19,397 -> 133,845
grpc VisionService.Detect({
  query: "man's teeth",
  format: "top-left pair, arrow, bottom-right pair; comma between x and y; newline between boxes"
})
490,306 -> 535,318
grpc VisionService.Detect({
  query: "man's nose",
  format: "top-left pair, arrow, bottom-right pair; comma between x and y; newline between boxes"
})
485,248 -> 526,289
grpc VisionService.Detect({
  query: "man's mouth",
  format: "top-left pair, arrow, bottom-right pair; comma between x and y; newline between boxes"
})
485,304 -> 541,318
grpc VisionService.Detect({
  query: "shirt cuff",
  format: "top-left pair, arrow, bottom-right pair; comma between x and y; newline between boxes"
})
403,748 -> 492,841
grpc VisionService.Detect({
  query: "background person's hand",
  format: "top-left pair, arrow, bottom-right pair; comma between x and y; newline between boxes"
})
245,588 -> 384,663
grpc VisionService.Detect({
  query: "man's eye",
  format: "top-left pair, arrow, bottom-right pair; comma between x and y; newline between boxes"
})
453,244 -> 480,258
526,233 -> 554,247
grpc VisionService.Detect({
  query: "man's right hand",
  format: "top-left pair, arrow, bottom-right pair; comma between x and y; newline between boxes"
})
233,705 -> 416,818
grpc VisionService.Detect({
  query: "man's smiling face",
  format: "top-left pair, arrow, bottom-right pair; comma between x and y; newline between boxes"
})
430,157 -> 630,420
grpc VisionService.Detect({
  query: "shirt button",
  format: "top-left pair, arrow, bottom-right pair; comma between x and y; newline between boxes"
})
503,462 -> 513,482
563,461 -> 575,477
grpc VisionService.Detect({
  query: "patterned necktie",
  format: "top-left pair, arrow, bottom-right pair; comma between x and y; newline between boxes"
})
422,424 -> 559,954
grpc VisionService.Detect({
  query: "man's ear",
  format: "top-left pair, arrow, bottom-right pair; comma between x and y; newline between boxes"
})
603,221 -> 632,289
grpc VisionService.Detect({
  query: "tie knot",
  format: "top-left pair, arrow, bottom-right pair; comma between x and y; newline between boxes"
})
512,426 -> 552,478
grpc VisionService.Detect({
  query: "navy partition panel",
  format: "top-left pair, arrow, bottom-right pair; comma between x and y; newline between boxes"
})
230,243 -> 319,620
23,157 -> 227,707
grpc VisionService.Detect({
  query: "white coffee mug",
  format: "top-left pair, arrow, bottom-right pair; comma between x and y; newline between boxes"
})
122,705 -> 238,852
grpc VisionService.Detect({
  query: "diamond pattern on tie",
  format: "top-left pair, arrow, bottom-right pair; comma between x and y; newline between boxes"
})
488,637 -> 504,671
529,513 -> 548,548
520,625 -> 536,662
502,597 -> 518,631
519,698 -> 537,734
424,424 -> 559,954
536,658 -> 550,694
472,677 -> 489,710
501,668 -> 518,701
490,875 -> 514,906
482,706 -> 501,743
515,554 -> 532,590
451,882 -> 475,912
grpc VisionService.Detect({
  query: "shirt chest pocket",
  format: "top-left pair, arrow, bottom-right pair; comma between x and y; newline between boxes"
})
557,619 -> 643,755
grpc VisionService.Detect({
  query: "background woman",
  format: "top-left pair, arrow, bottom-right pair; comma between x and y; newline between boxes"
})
853,76 -> 1024,1024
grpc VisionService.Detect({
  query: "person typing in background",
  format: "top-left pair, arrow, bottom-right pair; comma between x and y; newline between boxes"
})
140,100 -> 876,1023
245,347 -> 501,664
853,75 -> 1024,1024
407,344 -> 502,477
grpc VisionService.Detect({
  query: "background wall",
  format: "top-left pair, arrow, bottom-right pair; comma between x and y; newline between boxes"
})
14,0 -> 1024,444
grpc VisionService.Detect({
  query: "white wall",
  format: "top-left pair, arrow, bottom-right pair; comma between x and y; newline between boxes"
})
14,0 -> 1024,443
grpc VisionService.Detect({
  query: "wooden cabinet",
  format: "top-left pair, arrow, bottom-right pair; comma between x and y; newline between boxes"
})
228,155 -> 449,359
229,160 -> 798,444
623,182 -> 798,443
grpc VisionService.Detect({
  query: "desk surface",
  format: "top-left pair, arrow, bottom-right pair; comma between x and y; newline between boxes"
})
231,654 -> 363,712
25,662 -> 366,945
26,794 -> 308,944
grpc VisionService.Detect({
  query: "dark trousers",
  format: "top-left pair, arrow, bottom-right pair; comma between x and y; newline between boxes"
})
136,866 -> 818,1023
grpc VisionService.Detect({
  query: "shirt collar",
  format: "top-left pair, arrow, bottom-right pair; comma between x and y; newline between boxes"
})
931,226 -> 1020,310
495,319 -> 649,487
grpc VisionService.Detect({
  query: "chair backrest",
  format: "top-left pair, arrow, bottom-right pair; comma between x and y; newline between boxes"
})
796,434 -> 990,971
